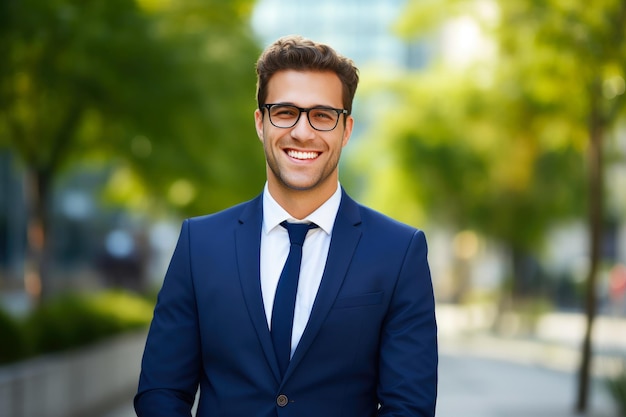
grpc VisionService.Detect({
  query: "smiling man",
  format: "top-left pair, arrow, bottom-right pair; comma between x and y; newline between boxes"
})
256,69 -> 352,218
135,35 -> 438,417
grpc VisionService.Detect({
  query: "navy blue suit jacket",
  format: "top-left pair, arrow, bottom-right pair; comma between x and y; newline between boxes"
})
135,190 -> 437,416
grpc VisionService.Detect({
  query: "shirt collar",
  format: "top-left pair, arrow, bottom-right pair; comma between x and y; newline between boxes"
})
262,182 -> 341,236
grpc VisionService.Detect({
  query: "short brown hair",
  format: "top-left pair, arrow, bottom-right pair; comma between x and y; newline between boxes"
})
255,35 -> 360,115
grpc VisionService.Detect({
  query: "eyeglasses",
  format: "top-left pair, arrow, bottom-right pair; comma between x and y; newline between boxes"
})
261,104 -> 348,132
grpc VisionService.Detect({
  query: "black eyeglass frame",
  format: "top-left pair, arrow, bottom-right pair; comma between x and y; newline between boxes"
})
261,103 -> 349,132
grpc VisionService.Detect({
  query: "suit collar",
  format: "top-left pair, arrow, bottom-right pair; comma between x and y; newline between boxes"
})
235,195 -> 283,381
236,190 -> 363,384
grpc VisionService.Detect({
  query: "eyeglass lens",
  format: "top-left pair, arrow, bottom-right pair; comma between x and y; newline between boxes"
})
268,105 -> 340,131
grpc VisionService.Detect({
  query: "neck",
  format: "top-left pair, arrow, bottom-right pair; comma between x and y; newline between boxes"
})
268,182 -> 338,220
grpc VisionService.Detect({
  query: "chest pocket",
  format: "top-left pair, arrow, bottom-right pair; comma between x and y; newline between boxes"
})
333,291 -> 384,309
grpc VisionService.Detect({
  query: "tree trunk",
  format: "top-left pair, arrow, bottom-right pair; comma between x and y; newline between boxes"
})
24,168 -> 52,305
575,85 -> 604,413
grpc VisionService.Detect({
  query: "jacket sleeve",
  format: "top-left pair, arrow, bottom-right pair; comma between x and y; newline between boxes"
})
134,220 -> 200,417
377,229 -> 438,417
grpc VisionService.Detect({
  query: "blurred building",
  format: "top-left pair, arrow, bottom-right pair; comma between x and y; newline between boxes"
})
252,0 -> 426,70
0,151 -> 152,299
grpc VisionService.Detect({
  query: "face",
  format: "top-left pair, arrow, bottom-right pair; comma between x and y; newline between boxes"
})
255,70 -> 353,200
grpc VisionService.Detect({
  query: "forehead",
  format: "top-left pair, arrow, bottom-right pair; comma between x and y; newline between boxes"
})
266,70 -> 343,108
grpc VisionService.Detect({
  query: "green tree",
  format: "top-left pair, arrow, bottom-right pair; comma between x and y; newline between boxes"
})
356,66 -> 586,303
355,0 -> 625,411
0,0 -> 264,302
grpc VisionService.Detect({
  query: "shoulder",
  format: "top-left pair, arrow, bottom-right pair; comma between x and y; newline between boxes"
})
359,204 -> 418,233
357,204 -> 428,254
184,194 -> 262,231
341,190 -> 423,238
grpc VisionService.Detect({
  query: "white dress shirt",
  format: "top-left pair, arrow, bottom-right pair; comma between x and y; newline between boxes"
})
260,182 -> 341,358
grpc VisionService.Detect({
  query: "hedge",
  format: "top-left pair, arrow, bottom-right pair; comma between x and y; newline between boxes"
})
0,290 -> 154,364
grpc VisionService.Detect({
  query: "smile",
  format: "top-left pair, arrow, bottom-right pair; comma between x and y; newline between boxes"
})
287,150 -> 319,160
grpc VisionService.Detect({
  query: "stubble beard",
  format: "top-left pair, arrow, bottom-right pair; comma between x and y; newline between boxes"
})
264,142 -> 341,193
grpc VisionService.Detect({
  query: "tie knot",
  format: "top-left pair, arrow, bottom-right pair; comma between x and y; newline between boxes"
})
281,221 -> 318,246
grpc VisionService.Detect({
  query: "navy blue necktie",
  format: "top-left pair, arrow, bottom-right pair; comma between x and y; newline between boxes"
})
271,221 -> 318,377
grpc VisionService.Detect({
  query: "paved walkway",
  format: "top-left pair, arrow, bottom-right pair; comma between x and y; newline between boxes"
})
99,399 -> 135,417
97,305 -> 624,416
98,346 -> 618,417
437,351 -> 616,417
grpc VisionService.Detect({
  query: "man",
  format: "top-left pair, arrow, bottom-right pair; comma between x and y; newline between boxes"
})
135,35 -> 438,417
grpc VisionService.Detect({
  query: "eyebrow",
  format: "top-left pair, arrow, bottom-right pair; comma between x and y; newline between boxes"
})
272,102 -> 340,109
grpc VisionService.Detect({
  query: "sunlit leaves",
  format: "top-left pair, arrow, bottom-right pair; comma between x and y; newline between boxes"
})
354,0 -> 626,252
0,0 -> 264,218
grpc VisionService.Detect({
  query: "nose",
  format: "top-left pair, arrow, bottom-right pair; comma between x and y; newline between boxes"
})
290,111 -> 316,141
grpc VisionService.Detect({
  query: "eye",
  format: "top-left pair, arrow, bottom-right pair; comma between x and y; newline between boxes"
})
271,105 -> 298,118
310,108 -> 336,120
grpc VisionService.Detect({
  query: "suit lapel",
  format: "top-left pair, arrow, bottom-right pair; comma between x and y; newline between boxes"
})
285,190 -> 362,379
235,195 -> 281,381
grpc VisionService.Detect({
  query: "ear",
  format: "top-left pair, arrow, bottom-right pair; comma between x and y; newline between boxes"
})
254,109 -> 264,142
341,115 -> 354,148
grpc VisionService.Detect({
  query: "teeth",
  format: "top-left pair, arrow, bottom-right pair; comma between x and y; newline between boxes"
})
287,150 -> 319,160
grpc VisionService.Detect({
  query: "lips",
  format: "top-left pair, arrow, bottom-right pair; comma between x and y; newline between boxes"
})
286,149 -> 320,160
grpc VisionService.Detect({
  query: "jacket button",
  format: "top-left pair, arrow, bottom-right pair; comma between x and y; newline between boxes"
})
276,394 -> 289,407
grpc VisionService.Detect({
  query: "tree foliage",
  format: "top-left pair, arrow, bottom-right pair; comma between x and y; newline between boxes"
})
354,0 -> 626,411
0,0 -> 265,214
0,0 -> 264,299
356,3 -> 608,252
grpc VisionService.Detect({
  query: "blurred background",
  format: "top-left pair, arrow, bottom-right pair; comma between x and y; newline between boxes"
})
1,0 -> 625,416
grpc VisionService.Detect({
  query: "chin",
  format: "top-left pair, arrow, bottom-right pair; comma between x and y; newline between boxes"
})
278,176 -> 322,191
283,182 -> 317,192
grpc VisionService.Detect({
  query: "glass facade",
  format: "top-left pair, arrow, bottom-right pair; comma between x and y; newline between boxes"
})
251,0 -> 426,70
